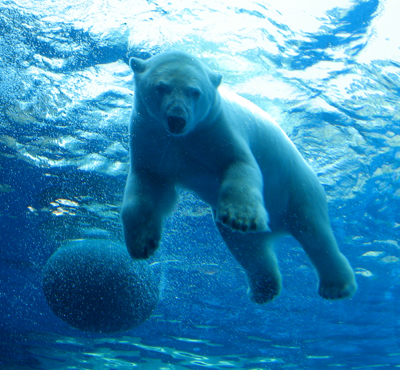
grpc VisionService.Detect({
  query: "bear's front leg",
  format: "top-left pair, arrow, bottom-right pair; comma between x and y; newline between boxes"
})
121,172 -> 177,259
217,161 -> 270,233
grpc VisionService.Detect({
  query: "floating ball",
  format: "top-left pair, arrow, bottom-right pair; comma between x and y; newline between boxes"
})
42,240 -> 159,333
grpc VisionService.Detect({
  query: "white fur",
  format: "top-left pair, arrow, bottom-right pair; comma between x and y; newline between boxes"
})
121,51 -> 357,303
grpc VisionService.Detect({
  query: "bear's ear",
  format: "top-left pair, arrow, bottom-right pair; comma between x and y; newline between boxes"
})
210,71 -> 223,88
129,57 -> 146,73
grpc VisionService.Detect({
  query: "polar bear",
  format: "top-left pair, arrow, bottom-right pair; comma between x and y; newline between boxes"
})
121,50 -> 357,304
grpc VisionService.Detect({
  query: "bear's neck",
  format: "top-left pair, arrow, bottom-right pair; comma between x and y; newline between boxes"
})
201,91 -> 222,128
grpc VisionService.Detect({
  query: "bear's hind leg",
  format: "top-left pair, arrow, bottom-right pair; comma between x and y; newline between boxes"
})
216,221 -> 281,304
288,206 -> 357,300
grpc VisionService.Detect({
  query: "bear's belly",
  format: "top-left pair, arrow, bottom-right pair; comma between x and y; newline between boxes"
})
176,162 -> 290,231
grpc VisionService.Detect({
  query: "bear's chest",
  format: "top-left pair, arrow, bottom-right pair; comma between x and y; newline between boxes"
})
132,132 -> 224,204
132,132 -> 223,174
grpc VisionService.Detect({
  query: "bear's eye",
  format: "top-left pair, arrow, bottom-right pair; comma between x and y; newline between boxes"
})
155,83 -> 169,95
189,87 -> 201,99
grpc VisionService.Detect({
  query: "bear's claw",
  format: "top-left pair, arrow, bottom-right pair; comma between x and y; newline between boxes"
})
216,193 -> 271,233
217,205 -> 270,233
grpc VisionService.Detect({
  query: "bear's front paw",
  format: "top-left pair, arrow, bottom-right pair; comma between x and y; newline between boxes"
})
123,221 -> 162,260
127,234 -> 160,260
121,205 -> 163,260
217,200 -> 270,233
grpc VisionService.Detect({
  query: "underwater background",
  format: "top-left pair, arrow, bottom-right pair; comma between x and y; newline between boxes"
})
1,0 -> 400,368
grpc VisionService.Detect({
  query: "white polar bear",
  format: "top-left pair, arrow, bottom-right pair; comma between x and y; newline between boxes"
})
121,50 -> 357,304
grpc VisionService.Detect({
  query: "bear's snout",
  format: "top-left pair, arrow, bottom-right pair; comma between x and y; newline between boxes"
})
167,115 -> 187,135
163,92 -> 192,134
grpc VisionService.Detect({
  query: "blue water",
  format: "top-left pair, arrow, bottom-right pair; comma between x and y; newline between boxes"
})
1,0 -> 400,368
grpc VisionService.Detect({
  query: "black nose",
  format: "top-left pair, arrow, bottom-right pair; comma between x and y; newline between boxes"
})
167,116 -> 186,134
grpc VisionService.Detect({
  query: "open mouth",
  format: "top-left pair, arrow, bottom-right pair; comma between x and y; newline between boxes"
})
166,116 -> 186,135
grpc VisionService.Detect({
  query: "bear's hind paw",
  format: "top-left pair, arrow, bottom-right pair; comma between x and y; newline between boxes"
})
247,276 -> 281,304
318,280 -> 357,300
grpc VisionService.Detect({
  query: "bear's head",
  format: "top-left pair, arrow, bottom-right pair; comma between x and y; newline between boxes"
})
130,51 -> 222,136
